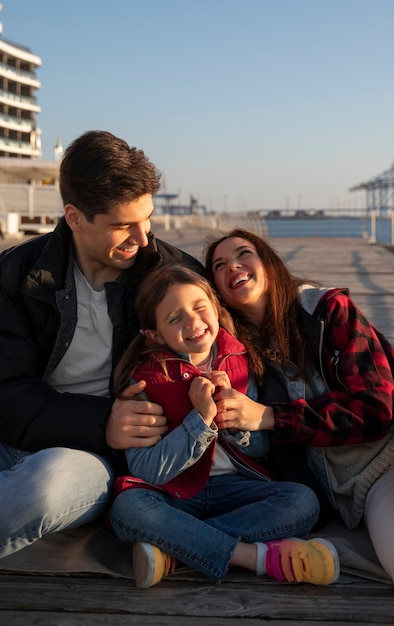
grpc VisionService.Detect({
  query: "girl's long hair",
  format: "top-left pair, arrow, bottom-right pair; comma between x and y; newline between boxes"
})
205,228 -> 314,384
114,264 -> 237,395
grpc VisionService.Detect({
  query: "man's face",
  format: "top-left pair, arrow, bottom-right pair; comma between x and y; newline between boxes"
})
66,194 -> 155,278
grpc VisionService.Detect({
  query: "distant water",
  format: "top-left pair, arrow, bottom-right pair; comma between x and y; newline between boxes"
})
264,217 -> 392,244
155,213 -> 394,245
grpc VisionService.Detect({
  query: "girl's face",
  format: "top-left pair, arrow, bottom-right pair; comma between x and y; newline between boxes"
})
210,237 -> 267,320
147,283 -> 220,363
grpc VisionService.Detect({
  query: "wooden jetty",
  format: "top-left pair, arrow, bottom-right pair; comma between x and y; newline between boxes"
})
153,225 -> 394,345
0,230 -> 394,625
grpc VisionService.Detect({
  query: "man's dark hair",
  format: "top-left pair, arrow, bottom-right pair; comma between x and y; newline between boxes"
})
59,130 -> 161,221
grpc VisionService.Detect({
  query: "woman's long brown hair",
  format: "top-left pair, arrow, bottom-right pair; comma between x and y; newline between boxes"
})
205,228 -> 313,384
114,264 -> 237,395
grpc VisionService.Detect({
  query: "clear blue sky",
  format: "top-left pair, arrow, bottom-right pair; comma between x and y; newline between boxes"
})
2,0 -> 394,212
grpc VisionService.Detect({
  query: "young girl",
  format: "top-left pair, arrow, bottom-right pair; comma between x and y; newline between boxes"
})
110,264 -> 339,588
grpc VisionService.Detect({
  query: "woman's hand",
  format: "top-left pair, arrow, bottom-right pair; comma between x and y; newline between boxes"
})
214,387 -> 275,431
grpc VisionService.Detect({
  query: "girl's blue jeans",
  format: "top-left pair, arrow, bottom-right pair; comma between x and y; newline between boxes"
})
0,443 -> 115,558
110,474 -> 320,582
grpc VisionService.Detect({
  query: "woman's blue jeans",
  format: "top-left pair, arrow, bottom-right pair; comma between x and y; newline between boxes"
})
110,474 -> 320,582
0,443 -> 115,558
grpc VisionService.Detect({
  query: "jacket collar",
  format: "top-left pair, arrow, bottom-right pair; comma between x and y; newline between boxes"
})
25,217 -> 163,294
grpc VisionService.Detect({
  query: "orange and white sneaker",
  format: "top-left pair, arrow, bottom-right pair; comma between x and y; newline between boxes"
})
265,537 -> 340,585
133,542 -> 177,588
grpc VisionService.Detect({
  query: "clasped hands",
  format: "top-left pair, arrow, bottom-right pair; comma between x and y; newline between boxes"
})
106,372 -> 273,450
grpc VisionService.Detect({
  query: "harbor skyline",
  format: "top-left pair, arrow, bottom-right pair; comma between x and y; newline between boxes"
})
3,0 -> 394,212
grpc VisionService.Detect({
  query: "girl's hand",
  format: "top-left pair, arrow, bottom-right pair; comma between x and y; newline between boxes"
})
188,376 -> 217,426
214,387 -> 275,431
205,370 -> 231,390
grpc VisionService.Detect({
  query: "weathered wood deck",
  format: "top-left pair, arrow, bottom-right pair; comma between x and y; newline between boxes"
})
1,572 -> 394,625
1,230 -> 394,625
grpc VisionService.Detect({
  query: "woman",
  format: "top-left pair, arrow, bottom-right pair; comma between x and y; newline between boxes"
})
205,228 -> 394,581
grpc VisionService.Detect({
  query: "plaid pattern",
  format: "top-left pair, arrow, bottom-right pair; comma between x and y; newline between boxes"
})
272,290 -> 394,448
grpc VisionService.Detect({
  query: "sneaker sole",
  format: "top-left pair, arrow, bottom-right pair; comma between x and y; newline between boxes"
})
310,537 -> 340,585
133,542 -> 155,588
290,537 -> 340,585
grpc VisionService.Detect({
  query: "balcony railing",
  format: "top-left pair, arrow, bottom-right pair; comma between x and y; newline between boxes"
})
0,61 -> 41,88
0,112 -> 33,133
0,88 -> 41,112
0,137 -> 41,157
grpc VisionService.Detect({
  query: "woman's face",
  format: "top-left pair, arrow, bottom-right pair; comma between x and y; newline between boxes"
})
210,237 -> 267,317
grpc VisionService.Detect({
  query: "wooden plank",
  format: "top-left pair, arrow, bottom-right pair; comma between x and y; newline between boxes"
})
4,612 -> 383,626
1,575 -> 394,624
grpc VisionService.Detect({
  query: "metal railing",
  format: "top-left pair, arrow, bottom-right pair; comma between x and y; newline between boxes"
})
0,183 -> 393,245
152,210 -> 394,246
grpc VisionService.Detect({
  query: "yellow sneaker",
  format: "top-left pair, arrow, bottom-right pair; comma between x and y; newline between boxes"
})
133,542 -> 176,588
265,537 -> 340,585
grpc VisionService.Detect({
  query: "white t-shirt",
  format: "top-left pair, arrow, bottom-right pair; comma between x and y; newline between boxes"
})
45,264 -> 112,397
210,441 -> 238,475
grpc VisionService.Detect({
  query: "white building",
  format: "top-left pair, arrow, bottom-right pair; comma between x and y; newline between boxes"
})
0,5 -> 62,234
0,4 -> 43,164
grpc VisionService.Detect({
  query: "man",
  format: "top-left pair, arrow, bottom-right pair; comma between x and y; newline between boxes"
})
0,130 -> 202,558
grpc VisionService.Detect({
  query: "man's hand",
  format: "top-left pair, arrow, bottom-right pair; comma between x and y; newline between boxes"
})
106,380 -> 168,449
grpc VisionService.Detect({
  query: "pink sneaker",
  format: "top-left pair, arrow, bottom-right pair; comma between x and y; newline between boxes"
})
265,537 -> 340,585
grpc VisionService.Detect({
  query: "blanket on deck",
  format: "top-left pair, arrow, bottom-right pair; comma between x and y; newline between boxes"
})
0,515 -> 392,585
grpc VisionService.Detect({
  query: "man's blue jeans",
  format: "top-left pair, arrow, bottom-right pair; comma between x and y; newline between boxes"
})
110,474 -> 319,582
0,443 -> 115,558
